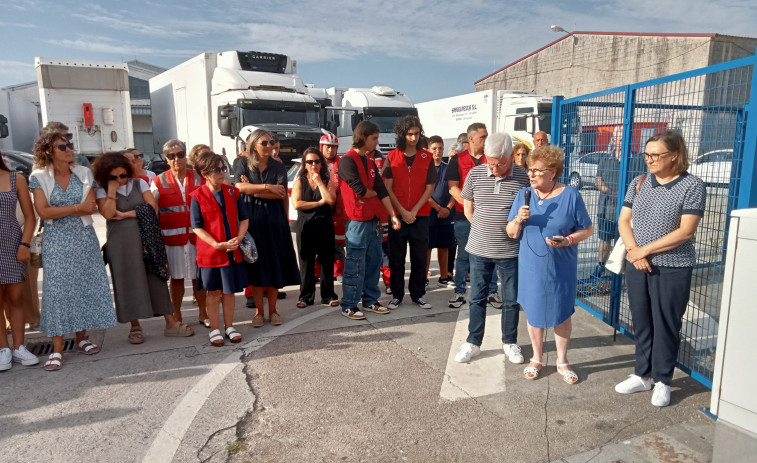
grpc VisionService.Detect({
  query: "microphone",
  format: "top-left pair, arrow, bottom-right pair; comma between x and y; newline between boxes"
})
524,189 -> 531,207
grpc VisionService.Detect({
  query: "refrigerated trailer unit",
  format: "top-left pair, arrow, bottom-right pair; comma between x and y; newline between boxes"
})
415,90 -> 553,150
36,57 -> 133,159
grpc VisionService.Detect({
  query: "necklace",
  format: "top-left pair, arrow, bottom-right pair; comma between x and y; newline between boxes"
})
535,181 -> 556,205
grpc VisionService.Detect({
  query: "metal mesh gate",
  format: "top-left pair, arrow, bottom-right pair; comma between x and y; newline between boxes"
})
552,54 -> 757,388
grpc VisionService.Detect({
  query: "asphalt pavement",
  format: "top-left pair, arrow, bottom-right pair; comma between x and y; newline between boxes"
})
0,216 -> 717,462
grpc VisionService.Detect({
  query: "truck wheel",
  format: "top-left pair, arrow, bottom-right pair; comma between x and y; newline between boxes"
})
569,172 -> 581,189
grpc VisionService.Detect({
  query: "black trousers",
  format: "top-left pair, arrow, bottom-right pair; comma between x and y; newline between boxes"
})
625,264 -> 692,385
388,216 -> 429,300
297,217 -> 337,304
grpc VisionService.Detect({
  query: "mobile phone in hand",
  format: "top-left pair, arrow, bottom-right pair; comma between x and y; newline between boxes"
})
551,236 -> 565,242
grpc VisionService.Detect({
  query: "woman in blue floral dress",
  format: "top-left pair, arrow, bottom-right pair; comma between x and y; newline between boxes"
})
29,125 -> 116,371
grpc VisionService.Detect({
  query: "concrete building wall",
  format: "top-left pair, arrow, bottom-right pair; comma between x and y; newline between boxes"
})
476,34 -> 757,100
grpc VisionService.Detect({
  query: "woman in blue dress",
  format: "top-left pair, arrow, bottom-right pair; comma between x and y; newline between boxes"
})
507,145 -> 593,384
29,125 -> 116,371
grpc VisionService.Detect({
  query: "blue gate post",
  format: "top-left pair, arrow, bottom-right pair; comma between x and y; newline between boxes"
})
551,96 -> 565,180
736,65 -> 757,209
610,86 -> 635,332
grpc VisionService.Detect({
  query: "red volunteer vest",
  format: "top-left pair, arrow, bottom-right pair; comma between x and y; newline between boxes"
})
339,150 -> 382,222
387,148 -> 432,217
328,156 -> 346,244
454,151 -> 487,213
153,169 -> 204,246
190,184 -> 243,268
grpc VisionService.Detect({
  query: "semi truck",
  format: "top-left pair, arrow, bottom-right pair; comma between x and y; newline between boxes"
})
0,89 -> 39,153
36,57 -> 134,159
309,86 -> 417,155
415,90 -> 553,150
150,51 -> 323,166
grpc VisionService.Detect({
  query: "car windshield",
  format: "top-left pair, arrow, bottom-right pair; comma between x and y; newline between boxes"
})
287,162 -> 301,182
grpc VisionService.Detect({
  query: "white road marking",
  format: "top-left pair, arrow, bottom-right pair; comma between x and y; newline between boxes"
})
440,308 -> 506,401
142,307 -> 334,462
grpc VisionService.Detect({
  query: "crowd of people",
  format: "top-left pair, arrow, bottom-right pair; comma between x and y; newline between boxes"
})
0,117 -> 706,407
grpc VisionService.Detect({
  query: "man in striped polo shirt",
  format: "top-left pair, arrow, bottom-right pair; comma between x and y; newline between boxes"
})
454,133 -> 529,364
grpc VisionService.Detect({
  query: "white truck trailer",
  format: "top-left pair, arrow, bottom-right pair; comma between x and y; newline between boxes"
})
36,57 -> 133,159
150,51 -> 323,166
0,88 -> 39,153
309,86 -> 417,155
415,90 -> 553,150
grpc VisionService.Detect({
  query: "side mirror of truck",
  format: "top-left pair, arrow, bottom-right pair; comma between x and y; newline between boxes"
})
0,115 -> 8,138
350,113 -> 363,129
218,105 -> 232,136
526,117 -> 535,134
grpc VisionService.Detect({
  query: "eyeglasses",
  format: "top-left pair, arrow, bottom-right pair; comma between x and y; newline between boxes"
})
527,168 -> 550,176
643,151 -> 672,161
108,173 -> 129,180
206,166 -> 227,174
304,159 -> 322,165
257,140 -> 275,147
166,150 -> 186,160
56,142 -> 74,152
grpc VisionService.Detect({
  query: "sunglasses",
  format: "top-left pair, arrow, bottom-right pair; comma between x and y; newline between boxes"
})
108,173 -> 129,180
304,159 -> 322,165
57,142 -> 74,151
132,153 -> 143,159
166,150 -> 186,160
257,140 -> 275,147
206,166 -> 227,174
63,133 -> 73,141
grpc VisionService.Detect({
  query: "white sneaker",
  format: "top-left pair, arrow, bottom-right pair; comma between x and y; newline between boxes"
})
502,344 -> 525,364
651,382 -> 671,407
454,342 -> 481,363
614,375 -> 652,394
0,348 -> 11,371
12,345 -> 39,366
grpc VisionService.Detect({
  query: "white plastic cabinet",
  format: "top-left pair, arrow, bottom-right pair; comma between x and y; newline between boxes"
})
711,208 -> 757,434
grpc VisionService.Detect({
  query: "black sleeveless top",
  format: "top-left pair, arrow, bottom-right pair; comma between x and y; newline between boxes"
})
297,177 -> 333,223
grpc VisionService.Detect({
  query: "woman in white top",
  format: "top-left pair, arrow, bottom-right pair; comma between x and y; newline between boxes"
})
29,126 -> 117,371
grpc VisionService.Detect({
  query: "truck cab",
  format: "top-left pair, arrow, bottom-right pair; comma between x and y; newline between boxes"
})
151,51 -> 323,168
495,91 -> 553,147
313,86 -> 417,155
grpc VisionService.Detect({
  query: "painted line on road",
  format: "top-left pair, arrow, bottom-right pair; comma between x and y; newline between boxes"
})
440,308 -> 506,401
142,307 -> 334,462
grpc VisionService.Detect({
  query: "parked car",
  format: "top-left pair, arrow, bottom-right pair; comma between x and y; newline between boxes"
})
688,149 -> 733,187
569,151 -> 609,189
1,149 -> 34,180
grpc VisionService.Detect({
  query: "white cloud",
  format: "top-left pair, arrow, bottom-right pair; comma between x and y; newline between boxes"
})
0,60 -> 36,84
0,21 -> 36,28
52,37 -> 198,58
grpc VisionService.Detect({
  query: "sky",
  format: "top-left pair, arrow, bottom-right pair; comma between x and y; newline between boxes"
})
1,0 -> 756,103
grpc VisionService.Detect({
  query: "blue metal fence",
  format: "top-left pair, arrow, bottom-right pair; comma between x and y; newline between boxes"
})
552,53 -> 757,388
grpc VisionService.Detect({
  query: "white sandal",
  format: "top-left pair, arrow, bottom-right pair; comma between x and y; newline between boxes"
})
209,329 -> 224,347
557,362 -> 579,384
524,359 -> 543,380
45,353 -> 63,371
225,327 -> 242,344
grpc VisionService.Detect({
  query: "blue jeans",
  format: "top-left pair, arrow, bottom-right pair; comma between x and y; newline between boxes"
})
467,254 -> 519,346
341,219 -> 382,310
453,218 -> 498,294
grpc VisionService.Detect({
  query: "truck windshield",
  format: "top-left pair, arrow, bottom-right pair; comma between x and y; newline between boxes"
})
238,100 -> 319,127
364,108 -> 419,133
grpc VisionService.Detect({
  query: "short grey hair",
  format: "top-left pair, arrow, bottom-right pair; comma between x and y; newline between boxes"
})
484,132 -> 513,159
162,139 -> 186,155
450,142 -> 465,153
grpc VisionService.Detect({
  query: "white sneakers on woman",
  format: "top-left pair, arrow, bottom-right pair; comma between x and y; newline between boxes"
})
615,374 -> 670,407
